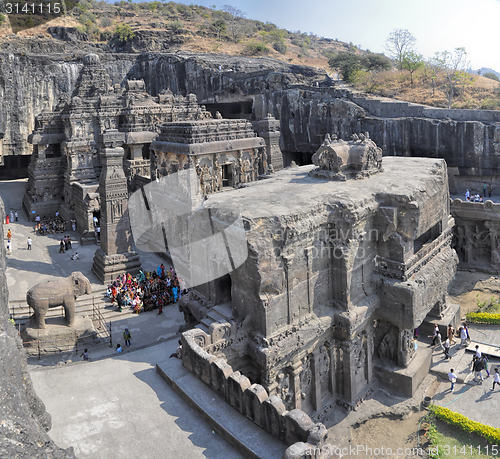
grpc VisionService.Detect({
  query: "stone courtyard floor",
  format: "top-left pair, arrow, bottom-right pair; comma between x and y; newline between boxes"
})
1,179 -> 244,458
4,177 -> 500,458
429,323 -> 500,430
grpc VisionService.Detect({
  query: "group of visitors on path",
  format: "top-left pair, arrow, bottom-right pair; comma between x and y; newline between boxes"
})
465,183 -> 493,202
106,265 -> 187,314
445,323 -> 499,392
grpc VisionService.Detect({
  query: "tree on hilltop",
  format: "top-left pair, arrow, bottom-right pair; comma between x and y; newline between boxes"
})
484,72 -> 500,82
222,5 -> 245,41
385,28 -> 416,70
402,51 -> 424,84
328,52 -> 391,83
114,23 -> 134,44
435,47 -> 472,108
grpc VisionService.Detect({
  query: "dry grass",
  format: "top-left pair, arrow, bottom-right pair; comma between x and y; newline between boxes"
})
352,69 -> 500,110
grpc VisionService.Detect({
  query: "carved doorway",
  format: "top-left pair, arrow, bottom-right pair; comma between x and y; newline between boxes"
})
222,164 -> 233,188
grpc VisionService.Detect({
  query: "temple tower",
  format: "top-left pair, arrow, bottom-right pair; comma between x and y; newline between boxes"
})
92,129 -> 141,283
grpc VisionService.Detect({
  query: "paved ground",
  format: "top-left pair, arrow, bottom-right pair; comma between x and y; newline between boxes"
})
451,193 -> 500,203
429,323 -> 500,429
0,179 -> 243,458
30,339 -> 244,459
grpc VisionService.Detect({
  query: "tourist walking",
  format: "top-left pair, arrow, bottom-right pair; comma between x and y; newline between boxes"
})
27,237 -> 32,250
473,356 -> 485,383
444,337 -> 451,359
6,229 -> 12,240
482,354 -> 490,377
6,239 -> 11,255
123,327 -> 132,347
483,182 -> 487,197
434,332 -> 445,352
59,239 -> 65,253
430,324 -> 440,346
465,189 -> 470,200
492,369 -> 500,391
80,349 -> 91,361
448,369 -> 457,392
447,324 -> 457,345
475,345 -> 482,359
488,183 -> 493,198
14,211 -> 18,222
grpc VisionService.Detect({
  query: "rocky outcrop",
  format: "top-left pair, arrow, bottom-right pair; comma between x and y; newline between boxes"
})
0,198 -> 76,458
2,33 -> 500,179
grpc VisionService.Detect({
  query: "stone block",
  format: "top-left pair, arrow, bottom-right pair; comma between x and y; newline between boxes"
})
263,395 -> 287,439
281,409 -> 314,446
227,371 -> 251,415
243,383 -> 268,427
210,358 -> 233,400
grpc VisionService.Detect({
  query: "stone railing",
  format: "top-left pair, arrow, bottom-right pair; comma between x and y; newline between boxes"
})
375,226 -> 453,281
181,328 -> 330,458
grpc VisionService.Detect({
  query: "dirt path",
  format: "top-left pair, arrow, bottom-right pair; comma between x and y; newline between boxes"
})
349,412 -> 429,458
448,271 -> 500,315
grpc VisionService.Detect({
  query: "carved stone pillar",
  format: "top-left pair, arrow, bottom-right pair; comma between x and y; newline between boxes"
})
397,328 -> 416,367
252,114 -> 283,171
311,348 -> 322,411
485,221 -> 500,266
283,255 -> 298,325
92,129 -> 141,283
287,361 -> 303,410
305,247 -> 313,314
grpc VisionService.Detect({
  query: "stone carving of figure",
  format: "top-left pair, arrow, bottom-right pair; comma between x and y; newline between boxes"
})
215,111 -> 223,119
378,331 -> 396,362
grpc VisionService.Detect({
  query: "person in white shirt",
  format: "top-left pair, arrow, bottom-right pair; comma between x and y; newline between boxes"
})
444,338 -> 451,359
27,237 -> 32,250
475,345 -> 482,359
460,327 -> 468,347
492,368 -> 500,391
448,369 -> 457,392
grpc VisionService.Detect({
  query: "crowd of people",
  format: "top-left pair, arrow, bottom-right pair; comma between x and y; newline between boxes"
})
106,264 -> 187,314
465,183 -> 493,202
34,214 -> 67,235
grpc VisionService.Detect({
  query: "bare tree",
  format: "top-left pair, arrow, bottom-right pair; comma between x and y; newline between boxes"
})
425,56 -> 444,96
385,28 -> 416,70
435,47 -> 471,108
222,5 -> 245,41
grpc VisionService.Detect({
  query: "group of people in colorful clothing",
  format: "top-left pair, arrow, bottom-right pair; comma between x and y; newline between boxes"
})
106,265 -> 187,314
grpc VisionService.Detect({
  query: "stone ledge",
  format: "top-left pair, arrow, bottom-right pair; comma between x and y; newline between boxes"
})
156,358 -> 287,459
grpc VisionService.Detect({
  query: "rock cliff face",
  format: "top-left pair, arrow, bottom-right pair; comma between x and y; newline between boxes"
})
0,198 -> 76,458
1,34 -> 500,182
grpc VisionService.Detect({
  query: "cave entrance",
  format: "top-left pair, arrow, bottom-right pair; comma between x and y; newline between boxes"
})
0,155 -> 31,179
204,101 -> 253,119
222,164 -> 233,187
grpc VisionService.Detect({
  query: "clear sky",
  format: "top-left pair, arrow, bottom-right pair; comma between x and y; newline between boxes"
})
177,0 -> 500,72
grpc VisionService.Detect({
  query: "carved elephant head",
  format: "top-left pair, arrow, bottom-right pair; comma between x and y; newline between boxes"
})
71,271 -> 92,296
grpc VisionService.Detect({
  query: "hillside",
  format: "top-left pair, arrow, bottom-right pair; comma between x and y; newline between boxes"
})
0,0 -> 499,110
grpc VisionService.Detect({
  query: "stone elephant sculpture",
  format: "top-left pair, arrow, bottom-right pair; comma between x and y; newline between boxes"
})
27,271 -> 92,329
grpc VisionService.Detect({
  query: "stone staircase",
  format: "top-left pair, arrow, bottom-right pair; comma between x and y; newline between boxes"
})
9,286 -> 140,328
195,301 -> 233,334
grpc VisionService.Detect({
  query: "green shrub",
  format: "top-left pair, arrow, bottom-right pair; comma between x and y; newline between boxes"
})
429,405 -> 500,444
273,41 -> 287,54
484,72 -> 500,82
169,20 -> 183,31
114,23 -> 134,43
466,312 -> 500,324
246,41 -> 269,56
100,17 -> 112,27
